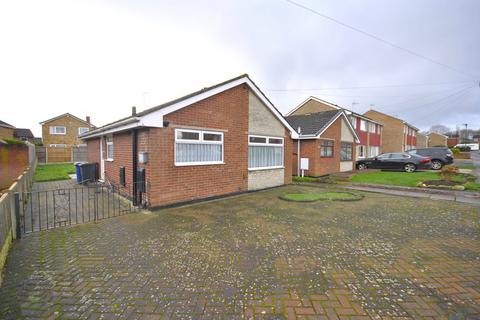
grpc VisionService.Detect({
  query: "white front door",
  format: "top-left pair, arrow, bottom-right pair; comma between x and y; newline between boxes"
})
100,136 -> 105,180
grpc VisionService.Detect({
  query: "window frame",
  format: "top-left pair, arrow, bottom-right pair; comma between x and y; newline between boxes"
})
174,128 -> 224,166
248,134 -> 284,171
49,144 -> 66,148
357,145 -> 365,158
320,139 -> 334,158
78,127 -> 89,135
340,142 -> 353,161
368,122 -> 376,133
360,120 -> 367,132
106,136 -> 114,161
49,126 -> 66,135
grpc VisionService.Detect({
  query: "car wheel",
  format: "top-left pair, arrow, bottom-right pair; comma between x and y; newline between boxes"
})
431,160 -> 443,170
404,163 -> 416,173
357,163 -> 367,170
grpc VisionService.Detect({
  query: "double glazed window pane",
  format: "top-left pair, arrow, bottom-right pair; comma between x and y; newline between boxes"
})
248,145 -> 283,168
176,143 -> 222,163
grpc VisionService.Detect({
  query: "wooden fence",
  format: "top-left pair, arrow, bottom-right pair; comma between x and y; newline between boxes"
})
36,146 -> 87,163
0,158 -> 37,285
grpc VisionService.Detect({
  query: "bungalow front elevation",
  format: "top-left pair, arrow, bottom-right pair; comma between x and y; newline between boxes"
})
81,75 -> 298,208
286,109 -> 360,177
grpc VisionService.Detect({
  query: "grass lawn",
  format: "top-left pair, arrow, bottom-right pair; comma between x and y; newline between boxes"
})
34,163 -> 76,182
350,170 -> 480,191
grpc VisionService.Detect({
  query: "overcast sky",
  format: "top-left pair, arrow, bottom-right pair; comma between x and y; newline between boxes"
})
1,0 -> 479,137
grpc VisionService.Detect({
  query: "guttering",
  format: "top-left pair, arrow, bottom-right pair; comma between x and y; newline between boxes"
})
80,117 -> 141,139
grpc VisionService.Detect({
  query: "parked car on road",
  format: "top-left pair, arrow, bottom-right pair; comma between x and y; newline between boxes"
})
356,152 -> 431,172
406,147 -> 453,170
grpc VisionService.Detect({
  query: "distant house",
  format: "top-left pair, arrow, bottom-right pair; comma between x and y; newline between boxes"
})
81,75 -> 298,208
13,128 -> 35,142
427,132 -> 448,147
416,132 -> 428,148
363,109 -> 418,152
40,113 -> 95,162
40,113 -> 95,148
285,110 -> 360,176
286,97 -> 382,160
0,120 -> 15,140
447,137 -> 459,148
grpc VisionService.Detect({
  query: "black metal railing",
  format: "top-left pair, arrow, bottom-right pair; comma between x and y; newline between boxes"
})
17,183 -> 137,235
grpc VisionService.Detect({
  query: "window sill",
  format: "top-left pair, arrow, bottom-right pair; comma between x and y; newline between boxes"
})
248,166 -> 284,171
340,160 -> 353,162
106,159 -> 114,162
175,161 -> 225,167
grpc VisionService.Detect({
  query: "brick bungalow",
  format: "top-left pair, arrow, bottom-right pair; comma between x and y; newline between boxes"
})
286,97 -> 382,159
80,75 -> 298,208
363,109 -> 418,152
285,110 -> 360,177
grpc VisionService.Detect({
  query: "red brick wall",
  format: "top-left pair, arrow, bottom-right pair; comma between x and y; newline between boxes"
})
104,132 -> 134,190
0,144 -> 28,189
284,130 -> 293,184
145,85 -> 250,207
293,117 -> 356,177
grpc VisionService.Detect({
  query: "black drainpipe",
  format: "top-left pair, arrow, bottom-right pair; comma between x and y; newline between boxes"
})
132,128 -> 138,206
131,106 -> 138,206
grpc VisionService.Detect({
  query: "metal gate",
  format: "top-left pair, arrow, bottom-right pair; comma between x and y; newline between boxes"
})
17,184 -> 135,235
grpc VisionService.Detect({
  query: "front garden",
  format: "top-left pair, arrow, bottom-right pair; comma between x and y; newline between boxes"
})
33,163 -> 76,182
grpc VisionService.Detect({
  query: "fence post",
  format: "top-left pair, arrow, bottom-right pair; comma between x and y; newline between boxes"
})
14,192 -> 21,239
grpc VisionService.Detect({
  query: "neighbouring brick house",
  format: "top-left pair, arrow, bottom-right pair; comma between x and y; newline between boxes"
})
40,113 -> 95,162
285,110 -> 360,177
416,132 -> 428,148
427,132 -> 448,147
286,97 -> 382,160
363,109 -> 418,152
81,75 -> 298,208
0,120 -> 15,140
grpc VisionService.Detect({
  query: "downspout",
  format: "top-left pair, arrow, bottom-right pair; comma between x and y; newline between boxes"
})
297,126 -> 301,176
131,107 -> 139,206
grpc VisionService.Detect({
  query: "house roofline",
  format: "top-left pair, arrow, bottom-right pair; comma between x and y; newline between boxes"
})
365,109 -> 419,131
40,113 -> 95,126
286,96 -> 383,126
81,74 -> 299,140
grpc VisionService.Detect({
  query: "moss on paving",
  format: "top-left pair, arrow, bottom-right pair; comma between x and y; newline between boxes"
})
0,185 -> 479,318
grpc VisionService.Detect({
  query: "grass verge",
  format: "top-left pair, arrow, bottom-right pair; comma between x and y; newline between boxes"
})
34,163 -> 76,182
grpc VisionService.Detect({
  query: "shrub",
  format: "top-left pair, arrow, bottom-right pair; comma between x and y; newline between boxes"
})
440,166 -> 459,181
3,138 -> 25,145
458,146 -> 471,152
450,147 -> 460,155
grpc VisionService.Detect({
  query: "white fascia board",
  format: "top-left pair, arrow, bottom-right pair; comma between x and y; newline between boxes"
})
81,120 -> 142,139
316,112 -> 360,143
140,113 -> 164,128
153,76 -> 299,139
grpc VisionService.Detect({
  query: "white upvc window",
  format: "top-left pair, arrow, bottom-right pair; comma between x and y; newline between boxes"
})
49,126 -> 66,135
248,135 -> 284,170
49,144 -> 66,148
369,146 -> 380,157
78,127 -> 89,135
360,120 -> 367,131
350,116 -> 356,129
368,122 -> 376,133
106,136 -> 114,161
357,145 -> 366,158
175,129 -> 223,166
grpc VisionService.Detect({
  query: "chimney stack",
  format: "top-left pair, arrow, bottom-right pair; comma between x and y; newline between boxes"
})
132,106 -> 137,116
86,116 -> 91,124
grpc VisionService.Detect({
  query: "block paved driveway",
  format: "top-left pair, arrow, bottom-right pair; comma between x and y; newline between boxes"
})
0,185 -> 479,319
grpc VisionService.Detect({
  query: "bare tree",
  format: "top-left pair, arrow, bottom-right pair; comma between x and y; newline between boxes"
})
429,124 -> 451,135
